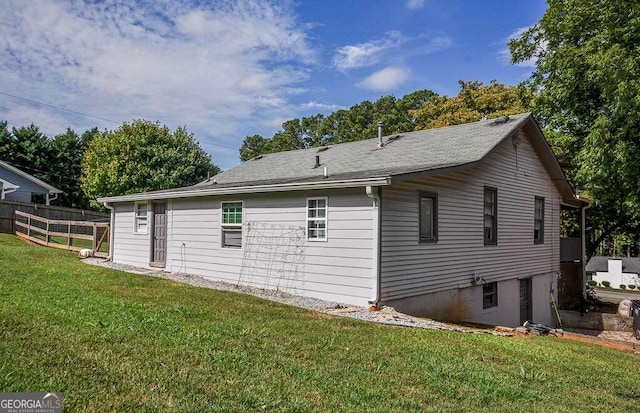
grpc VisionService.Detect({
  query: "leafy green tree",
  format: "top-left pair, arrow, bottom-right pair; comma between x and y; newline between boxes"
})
82,120 -> 220,208
509,0 -> 640,256
411,80 -> 532,130
239,134 -> 272,162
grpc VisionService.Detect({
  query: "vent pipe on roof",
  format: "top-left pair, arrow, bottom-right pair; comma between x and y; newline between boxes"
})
377,122 -> 384,148
314,155 -> 320,168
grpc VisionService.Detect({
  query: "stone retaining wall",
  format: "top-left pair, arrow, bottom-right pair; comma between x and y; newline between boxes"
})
559,310 -> 632,332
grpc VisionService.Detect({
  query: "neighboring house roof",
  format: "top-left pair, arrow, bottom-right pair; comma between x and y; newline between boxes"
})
98,113 -> 586,206
0,160 -> 62,194
586,256 -> 640,274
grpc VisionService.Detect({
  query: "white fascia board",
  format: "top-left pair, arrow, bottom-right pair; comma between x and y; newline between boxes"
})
98,177 -> 391,203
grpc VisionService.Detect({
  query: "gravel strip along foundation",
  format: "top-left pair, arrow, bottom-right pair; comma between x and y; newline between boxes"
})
81,257 -> 640,351
82,257 -> 448,330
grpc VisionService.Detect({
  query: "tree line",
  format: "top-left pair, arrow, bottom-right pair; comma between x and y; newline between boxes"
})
0,120 -> 219,209
240,81 -> 532,161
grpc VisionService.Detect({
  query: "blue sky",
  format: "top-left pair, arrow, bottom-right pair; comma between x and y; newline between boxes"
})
0,0 -> 546,170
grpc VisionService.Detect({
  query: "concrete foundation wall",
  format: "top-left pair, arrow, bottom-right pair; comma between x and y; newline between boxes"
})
385,272 -> 556,327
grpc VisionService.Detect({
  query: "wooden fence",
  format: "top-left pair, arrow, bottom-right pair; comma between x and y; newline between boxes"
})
14,210 -> 110,258
0,200 -> 108,233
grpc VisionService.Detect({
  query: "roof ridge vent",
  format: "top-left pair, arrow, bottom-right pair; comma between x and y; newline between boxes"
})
387,134 -> 401,142
317,146 -> 329,152
251,155 -> 264,161
491,115 -> 510,125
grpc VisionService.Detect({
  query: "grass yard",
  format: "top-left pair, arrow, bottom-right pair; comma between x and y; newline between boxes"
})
1,234 -> 639,412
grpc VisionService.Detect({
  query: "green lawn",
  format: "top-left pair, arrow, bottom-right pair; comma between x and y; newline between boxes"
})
1,233 -> 639,412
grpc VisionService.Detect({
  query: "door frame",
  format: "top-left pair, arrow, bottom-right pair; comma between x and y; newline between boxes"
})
520,278 -> 533,324
149,201 -> 167,268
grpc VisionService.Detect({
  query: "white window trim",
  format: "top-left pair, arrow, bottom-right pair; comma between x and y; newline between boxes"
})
133,201 -> 149,235
221,200 -> 243,249
307,196 -> 328,242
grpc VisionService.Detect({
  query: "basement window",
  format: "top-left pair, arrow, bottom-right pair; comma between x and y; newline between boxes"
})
482,282 -> 498,309
307,197 -> 327,241
221,201 -> 243,248
134,201 -> 148,234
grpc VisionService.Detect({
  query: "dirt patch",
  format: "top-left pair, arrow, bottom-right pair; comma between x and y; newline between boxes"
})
561,330 -> 640,354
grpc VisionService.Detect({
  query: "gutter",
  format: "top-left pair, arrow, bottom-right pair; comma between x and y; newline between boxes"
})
366,186 -> 381,309
102,201 -> 115,261
97,177 -> 390,204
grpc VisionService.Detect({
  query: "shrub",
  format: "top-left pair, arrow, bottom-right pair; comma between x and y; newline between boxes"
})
620,284 -> 627,290
602,281 -> 611,288
586,280 -> 597,287
629,285 -> 637,290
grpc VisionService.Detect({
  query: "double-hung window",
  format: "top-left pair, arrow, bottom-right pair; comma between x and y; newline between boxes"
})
484,187 -> 497,245
307,197 -> 327,241
134,201 -> 148,234
482,282 -> 498,309
419,192 -> 438,242
534,197 -> 544,244
221,201 -> 243,248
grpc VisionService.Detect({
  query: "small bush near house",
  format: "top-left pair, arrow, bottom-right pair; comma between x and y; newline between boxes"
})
602,281 -> 611,288
628,285 -> 636,290
620,284 -> 627,290
586,280 -> 597,287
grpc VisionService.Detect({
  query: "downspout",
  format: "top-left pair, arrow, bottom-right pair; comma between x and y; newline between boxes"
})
580,198 -> 592,298
366,186 -> 381,309
102,201 -> 115,261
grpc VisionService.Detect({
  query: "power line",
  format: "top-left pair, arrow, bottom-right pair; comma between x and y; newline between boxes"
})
0,90 -> 240,152
0,90 -> 120,124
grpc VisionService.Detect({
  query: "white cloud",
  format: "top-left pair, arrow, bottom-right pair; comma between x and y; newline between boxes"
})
0,0 -> 316,166
423,35 -> 453,53
357,67 -> 410,91
333,32 -> 405,71
406,0 -> 425,10
498,26 -> 544,68
299,101 -> 343,111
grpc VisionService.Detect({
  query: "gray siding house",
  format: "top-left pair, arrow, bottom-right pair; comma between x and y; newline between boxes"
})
99,114 -> 587,327
0,160 -> 62,204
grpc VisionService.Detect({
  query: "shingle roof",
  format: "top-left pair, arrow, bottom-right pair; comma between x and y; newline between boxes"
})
199,113 -> 531,188
98,113 -> 584,205
586,256 -> 640,274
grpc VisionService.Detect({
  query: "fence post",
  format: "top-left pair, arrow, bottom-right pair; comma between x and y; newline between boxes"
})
67,221 -> 71,250
27,214 -> 31,239
46,220 -> 50,246
93,223 -> 97,253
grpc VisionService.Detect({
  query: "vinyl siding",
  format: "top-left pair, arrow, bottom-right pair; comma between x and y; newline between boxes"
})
0,165 -> 51,202
380,130 -> 561,302
112,203 -> 151,266
163,188 -> 374,305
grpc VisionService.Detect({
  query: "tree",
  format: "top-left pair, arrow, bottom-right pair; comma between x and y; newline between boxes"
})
238,89 -> 440,160
9,124 -> 51,183
50,128 -> 89,208
81,120 -> 220,208
509,0 -> 640,257
239,134 -> 271,162
411,80 -> 532,130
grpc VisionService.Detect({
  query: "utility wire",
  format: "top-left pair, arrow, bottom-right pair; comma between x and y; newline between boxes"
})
0,90 -> 240,152
0,90 -> 120,124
